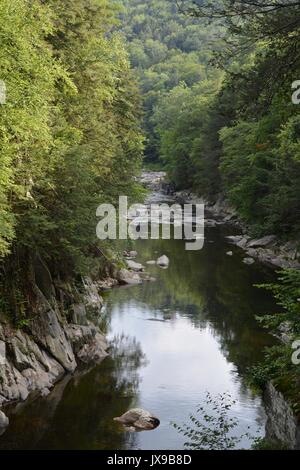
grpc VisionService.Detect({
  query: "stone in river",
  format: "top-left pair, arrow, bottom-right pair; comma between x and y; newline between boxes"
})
114,408 -> 160,431
126,260 -> 144,272
157,255 -> 169,267
118,269 -> 142,285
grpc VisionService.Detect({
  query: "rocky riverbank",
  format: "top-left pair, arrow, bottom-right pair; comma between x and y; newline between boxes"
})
175,190 -> 300,270
0,256 -> 110,433
263,382 -> 300,449
0,171 -> 170,434
0,254 -> 164,434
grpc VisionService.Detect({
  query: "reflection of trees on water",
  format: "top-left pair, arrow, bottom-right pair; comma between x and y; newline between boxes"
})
0,335 -> 147,450
109,333 -> 148,399
107,228 -> 278,382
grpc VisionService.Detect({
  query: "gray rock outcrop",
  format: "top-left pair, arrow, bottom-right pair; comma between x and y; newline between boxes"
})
0,273 -> 108,421
264,382 -> 300,449
117,268 -> 142,285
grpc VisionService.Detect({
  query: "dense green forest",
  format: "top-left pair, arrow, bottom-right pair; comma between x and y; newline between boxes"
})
0,0 -> 300,450
119,0 -> 300,239
0,0 -> 143,320
118,0 -> 224,165
1,0 -> 299,318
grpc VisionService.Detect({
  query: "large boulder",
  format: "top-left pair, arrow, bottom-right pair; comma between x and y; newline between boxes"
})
126,260 -> 144,272
118,269 -> 142,285
247,235 -> 277,248
157,255 -> 169,267
66,324 -> 108,364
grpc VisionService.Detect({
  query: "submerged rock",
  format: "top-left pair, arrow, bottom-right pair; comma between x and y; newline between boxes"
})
243,257 -> 255,265
226,251 -> 233,256
114,408 -> 160,432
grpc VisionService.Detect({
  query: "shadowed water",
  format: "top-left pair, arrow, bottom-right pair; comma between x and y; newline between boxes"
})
0,224 -> 278,450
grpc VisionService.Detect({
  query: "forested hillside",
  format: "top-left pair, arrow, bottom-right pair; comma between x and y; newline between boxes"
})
118,0 -> 224,163
0,0 -> 143,321
120,0 -> 300,239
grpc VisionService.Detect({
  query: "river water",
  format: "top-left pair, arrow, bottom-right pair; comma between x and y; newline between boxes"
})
0,218 -> 278,450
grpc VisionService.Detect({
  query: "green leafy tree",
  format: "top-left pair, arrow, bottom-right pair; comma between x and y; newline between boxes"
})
172,392 -> 254,450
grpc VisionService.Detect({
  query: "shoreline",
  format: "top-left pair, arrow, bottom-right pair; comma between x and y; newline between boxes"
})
174,189 -> 300,270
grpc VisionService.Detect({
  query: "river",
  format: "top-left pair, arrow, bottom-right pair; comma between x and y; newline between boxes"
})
0,201 -> 278,450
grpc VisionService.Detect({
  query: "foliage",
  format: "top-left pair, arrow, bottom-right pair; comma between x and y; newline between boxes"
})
0,0 -> 143,320
252,437 -> 289,450
118,1 -> 300,240
172,392 -> 254,450
249,270 -> 300,411
118,0 -> 225,162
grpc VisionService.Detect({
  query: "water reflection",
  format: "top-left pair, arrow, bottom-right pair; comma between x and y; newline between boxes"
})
0,335 -> 145,450
0,225 -> 278,449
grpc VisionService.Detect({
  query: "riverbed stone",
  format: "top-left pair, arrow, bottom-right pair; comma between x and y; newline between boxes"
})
129,251 -> 138,258
118,268 -> 142,285
243,257 -> 255,265
157,255 -> 170,267
126,260 -> 144,272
